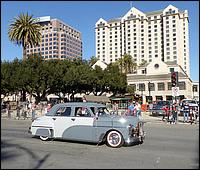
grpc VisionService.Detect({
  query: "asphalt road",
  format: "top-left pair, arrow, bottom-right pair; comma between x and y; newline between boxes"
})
1,118 -> 199,169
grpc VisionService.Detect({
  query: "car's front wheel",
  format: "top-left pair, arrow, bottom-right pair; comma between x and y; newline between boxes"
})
39,136 -> 49,141
106,130 -> 124,148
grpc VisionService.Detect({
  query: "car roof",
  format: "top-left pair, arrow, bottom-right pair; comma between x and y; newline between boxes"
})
53,102 -> 106,108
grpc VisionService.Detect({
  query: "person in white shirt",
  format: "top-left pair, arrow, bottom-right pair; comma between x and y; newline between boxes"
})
135,102 -> 141,117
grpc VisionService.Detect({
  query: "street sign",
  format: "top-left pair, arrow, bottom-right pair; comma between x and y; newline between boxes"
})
172,87 -> 179,96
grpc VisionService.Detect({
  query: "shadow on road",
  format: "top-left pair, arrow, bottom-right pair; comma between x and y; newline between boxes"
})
1,140 -> 50,169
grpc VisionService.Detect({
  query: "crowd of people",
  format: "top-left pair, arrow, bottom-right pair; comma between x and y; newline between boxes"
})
3,98 -> 199,124
4,101 -> 52,120
161,101 -> 198,124
111,99 -> 198,124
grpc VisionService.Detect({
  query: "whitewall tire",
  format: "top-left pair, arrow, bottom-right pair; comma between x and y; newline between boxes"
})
39,136 -> 49,141
106,130 -> 124,148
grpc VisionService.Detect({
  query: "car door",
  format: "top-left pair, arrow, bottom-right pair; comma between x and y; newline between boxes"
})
52,106 -> 74,138
53,106 -> 95,142
66,106 -> 95,142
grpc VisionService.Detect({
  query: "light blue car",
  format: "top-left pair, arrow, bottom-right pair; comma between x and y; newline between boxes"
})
28,102 -> 145,148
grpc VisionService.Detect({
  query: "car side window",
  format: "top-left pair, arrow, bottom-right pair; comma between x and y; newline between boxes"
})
55,107 -> 71,116
75,107 -> 92,117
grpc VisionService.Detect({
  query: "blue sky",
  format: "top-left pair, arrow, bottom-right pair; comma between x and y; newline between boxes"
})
1,1 -> 199,81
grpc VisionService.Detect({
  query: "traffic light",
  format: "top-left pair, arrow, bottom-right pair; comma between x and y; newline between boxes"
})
171,72 -> 178,87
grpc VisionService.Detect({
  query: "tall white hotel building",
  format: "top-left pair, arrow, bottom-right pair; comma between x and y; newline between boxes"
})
95,5 -> 190,77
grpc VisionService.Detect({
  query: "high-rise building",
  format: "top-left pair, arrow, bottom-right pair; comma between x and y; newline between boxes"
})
26,16 -> 82,60
95,5 -> 190,77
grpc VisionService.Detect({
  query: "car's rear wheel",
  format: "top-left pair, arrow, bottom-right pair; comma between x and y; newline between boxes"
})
39,136 -> 49,141
106,130 -> 124,148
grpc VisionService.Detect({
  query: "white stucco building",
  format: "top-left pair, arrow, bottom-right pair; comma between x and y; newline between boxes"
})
95,5 -> 190,77
92,60 -> 108,70
127,58 -> 193,103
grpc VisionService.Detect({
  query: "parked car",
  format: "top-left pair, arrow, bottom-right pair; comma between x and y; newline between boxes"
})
151,101 -> 171,116
179,99 -> 199,116
28,102 -> 145,148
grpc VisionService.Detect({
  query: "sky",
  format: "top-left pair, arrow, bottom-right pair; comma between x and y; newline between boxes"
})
1,1 -> 199,81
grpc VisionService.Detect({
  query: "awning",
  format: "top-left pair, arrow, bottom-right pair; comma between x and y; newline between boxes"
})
85,95 -> 110,103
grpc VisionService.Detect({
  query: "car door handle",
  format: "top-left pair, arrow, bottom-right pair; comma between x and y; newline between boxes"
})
71,118 -> 75,121
52,118 -> 56,120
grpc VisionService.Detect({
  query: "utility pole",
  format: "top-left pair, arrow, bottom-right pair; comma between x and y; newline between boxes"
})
148,82 -> 151,97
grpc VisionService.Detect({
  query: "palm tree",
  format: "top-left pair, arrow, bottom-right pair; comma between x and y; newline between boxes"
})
8,13 -> 42,60
118,54 -> 137,74
139,59 -> 147,67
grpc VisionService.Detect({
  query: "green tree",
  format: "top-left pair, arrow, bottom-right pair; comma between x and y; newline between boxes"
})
1,61 -> 14,97
105,64 -> 127,96
91,65 -> 106,96
8,13 -> 42,101
126,85 -> 136,95
88,56 -> 98,66
139,59 -> 147,67
117,54 -> 137,74
8,13 -> 42,60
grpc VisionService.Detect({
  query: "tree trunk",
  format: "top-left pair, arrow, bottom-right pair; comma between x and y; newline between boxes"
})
22,88 -> 26,102
23,46 -> 27,60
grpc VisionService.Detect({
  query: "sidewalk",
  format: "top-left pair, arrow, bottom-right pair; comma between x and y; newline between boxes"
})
141,111 -> 199,125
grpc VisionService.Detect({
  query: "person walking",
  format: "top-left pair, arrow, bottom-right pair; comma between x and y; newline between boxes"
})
171,103 -> 178,124
127,101 -> 136,116
6,102 -> 11,119
135,102 -> 141,118
183,102 -> 189,123
193,106 -> 198,124
113,102 -> 119,115
47,103 -> 52,112
31,102 -> 36,120
162,104 -> 169,122
16,101 -> 21,120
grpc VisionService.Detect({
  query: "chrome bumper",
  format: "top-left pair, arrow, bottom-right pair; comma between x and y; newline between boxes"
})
125,121 -> 146,145
125,132 -> 146,145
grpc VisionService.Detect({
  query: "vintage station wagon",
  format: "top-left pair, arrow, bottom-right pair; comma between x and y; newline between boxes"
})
28,102 -> 145,148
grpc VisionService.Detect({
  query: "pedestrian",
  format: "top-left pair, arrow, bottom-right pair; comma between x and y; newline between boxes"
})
183,102 -> 189,123
171,103 -> 178,124
135,102 -> 141,118
167,105 -> 173,123
16,101 -> 21,120
21,104 -> 27,120
189,106 -> 194,124
149,102 -> 153,111
6,102 -> 11,119
127,101 -> 136,116
162,104 -> 169,121
193,106 -> 198,124
31,102 -> 36,120
27,101 -> 32,118
43,103 -> 47,115
113,102 -> 119,115
47,103 -> 52,112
